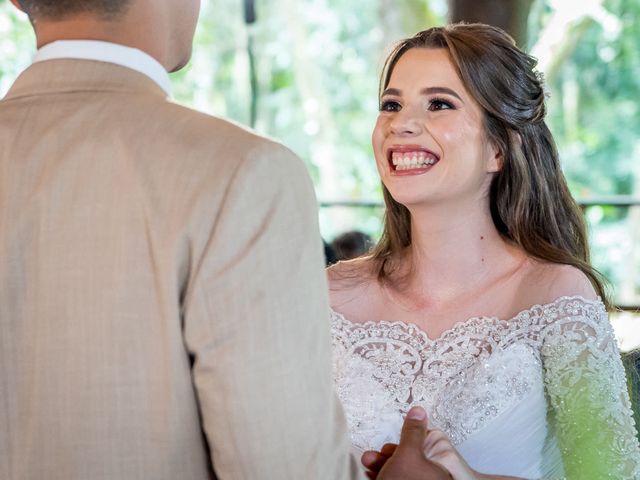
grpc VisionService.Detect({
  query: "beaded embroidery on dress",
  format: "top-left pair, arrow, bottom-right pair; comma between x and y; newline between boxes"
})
331,296 -> 640,479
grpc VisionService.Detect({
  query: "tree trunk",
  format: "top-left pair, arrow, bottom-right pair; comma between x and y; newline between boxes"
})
448,0 -> 534,47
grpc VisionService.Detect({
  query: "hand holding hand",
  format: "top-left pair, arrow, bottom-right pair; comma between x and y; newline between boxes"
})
362,406 -> 453,480
362,406 -> 524,480
422,428 -> 478,480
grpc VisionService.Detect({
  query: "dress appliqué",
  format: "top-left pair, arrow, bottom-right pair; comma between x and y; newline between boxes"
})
332,296 -> 640,479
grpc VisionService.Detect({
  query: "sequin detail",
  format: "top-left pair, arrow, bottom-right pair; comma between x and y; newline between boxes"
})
332,296 -> 640,478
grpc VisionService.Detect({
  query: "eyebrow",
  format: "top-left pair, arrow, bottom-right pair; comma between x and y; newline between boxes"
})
382,86 -> 463,101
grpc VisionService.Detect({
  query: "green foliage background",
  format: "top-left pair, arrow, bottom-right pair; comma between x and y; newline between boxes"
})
1,0 -> 638,303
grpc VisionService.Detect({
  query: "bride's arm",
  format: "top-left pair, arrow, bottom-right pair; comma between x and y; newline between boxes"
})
541,299 -> 640,479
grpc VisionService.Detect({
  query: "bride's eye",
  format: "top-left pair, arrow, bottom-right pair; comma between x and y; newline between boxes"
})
380,99 -> 401,112
428,98 -> 454,111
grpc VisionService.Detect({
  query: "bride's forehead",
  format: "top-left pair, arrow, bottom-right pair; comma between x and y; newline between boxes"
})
387,49 -> 470,96
393,48 -> 455,69
389,49 -> 462,84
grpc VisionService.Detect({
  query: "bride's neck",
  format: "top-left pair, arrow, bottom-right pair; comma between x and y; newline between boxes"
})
393,203 -> 524,301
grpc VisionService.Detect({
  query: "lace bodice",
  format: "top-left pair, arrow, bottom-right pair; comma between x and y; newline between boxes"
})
332,296 -> 640,479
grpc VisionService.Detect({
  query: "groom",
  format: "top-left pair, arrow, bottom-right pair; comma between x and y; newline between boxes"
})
0,0 -> 449,479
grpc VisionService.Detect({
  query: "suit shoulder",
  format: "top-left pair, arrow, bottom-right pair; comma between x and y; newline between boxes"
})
154,100 -> 303,169
158,101 -> 266,145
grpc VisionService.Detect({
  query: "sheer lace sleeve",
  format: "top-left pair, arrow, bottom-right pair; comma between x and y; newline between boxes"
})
541,298 -> 640,479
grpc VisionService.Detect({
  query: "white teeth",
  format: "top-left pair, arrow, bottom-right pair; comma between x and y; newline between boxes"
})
391,151 -> 437,170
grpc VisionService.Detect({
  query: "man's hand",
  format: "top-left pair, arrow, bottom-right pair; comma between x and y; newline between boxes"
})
361,407 -> 453,480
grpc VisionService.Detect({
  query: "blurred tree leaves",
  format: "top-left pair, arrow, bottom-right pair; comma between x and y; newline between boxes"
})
1,0 -> 636,202
1,0 -> 639,301
535,0 -> 640,200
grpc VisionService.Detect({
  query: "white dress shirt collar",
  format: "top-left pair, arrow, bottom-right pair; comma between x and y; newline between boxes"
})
33,40 -> 172,96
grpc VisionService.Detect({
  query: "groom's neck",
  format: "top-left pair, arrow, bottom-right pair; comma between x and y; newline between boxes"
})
31,11 -> 170,70
34,14 -> 133,47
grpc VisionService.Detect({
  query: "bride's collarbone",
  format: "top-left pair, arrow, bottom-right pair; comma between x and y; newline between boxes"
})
330,258 -> 591,336
380,259 -> 564,326
377,282 -> 511,326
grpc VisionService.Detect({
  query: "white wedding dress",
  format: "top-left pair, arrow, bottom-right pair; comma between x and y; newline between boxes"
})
332,296 -> 640,479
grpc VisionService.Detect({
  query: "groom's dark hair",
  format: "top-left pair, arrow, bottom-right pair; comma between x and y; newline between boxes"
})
17,0 -> 130,20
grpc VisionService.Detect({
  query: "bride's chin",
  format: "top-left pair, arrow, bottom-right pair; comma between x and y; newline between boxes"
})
385,190 -> 430,208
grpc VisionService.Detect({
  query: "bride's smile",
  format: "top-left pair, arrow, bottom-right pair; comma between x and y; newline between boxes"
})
388,145 -> 439,174
372,47 -> 501,209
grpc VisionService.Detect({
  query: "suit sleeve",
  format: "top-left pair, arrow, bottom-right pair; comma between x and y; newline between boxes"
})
182,142 -> 362,479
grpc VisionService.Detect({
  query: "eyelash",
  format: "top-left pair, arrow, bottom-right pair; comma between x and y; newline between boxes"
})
379,100 -> 401,112
429,97 -> 455,111
379,97 -> 455,112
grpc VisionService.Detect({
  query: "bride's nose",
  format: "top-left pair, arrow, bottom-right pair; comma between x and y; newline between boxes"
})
389,108 -> 423,136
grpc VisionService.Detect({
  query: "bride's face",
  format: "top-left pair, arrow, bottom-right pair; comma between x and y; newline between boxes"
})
372,47 -> 501,209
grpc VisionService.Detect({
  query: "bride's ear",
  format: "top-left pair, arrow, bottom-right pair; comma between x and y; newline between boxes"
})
486,142 -> 503,174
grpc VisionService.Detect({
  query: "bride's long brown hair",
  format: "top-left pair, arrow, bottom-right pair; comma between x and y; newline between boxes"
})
370,23 -> 610,308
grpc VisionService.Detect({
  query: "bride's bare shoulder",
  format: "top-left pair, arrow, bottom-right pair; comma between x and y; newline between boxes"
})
518,259 -> 599,305
326,256 -> 378,312
326,256 -> 376,292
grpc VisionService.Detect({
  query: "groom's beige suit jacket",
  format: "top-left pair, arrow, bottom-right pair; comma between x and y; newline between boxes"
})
0,58 -> 360,479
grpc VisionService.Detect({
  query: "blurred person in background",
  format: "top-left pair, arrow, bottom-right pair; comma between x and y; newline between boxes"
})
332,230 -> 374,261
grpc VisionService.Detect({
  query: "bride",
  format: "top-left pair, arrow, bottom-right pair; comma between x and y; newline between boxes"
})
328,23 -> 640,479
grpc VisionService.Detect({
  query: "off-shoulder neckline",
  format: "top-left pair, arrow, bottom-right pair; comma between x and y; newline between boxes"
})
330,295 -> 605,343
